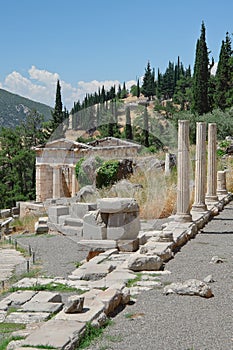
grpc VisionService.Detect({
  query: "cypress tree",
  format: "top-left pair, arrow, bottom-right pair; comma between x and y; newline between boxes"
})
52,80 -> 64,128
143,106 -> 149,147
137,78 -> 140,98
214,32 -> 232,110
141,61 -> 155,100
192,22 -> 210,115
125,106 -> 133,140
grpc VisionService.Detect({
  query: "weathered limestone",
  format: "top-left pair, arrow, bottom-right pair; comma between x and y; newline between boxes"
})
217,170 -> 228,196
128,253 -> 163,271
48,205 -> 69,224
64,295 -> 84,314
82,198 -> 140,243
21,319 -> 86,349
206,123 -> 218,202
175,120 -> 192,222
163,279 -> 213,298
192,122 -> 208,212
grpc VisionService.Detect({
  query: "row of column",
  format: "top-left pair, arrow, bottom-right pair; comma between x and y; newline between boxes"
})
36,164 -> 79,202
175,120 -> 227,223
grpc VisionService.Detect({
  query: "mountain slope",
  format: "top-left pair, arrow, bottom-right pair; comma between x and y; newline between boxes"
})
0,88 -> 53,128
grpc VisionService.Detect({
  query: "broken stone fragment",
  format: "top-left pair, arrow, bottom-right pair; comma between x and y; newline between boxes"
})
210,256 -> 224,264
203,274 -> 215,283
163,279 -> 213,298
64,295 -> 84,314
128,253 -> 163,271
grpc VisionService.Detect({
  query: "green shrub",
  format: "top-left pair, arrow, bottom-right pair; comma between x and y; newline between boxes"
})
96,160 -> 119,188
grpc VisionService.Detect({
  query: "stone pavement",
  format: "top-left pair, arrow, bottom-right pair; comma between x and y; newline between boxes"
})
0,247 -> 26,283
0,194 -> 232,349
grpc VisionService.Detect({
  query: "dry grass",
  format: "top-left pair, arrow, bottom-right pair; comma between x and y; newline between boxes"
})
97,165 -> 178,220
11,215 -> 38,234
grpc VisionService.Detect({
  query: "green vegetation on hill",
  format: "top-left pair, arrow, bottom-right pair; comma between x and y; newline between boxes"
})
0,88 -> 52,128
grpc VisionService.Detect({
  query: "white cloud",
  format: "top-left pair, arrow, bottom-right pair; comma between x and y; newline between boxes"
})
211,62 -> 218,76
0,66 -> 136,110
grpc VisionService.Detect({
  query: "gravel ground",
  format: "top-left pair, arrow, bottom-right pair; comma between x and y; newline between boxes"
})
16,233 -> 89,278
86,202 -> 233,350
15,218 -> 167,278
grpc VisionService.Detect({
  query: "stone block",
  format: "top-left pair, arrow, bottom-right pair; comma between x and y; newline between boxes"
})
117,239 -> 139,252
34,223 -> 49,234
139,241 -> 174,261
48,206 -> 69,224
21,301 -> 63,313
128,252 -> 163,271
7,291 -> 37,306
64,295 -> 84,313
5,312 -> 50,324
98,288 -> 122,315
54,299 -> 105,323
107,215 -> 140,240
21,319 -> 85,349
82,210 -> 107,240
30,291 -> 62,303
0,310 -> 6,322
98,198 -> 139,213
64,217 -> 83,227
38,217 -> 48,224
70,202 -> 97,219
78,239 -> 117,251
80,263 -> 116,281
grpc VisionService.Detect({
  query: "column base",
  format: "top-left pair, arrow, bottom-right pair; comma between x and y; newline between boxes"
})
216,190 -> 228,196
174,213 -> 192,223
191,203 -> 208,212
205,195 -> 218,202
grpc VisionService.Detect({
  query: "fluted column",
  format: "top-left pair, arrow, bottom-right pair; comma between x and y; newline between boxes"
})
52,166 -> 62,199
165,153 -> 171,176
175,120 -> 192,222
205,123 -> 218,202
217,170 -> 228,196
192,122 -> 207,212
71,165 -> 79,197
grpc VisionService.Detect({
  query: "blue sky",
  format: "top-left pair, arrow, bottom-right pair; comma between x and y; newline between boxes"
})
0,0 -> 232,109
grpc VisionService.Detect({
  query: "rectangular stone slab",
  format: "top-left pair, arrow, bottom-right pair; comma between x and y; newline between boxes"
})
54,299 -> 104,323
30,291 -> 62,303
20,301 -> 63,313
5,311 -> 50,324
22,319 -> 85,349
7,291 -> 37,306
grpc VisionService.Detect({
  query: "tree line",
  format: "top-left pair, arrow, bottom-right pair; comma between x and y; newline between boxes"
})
0,22 -> 233,209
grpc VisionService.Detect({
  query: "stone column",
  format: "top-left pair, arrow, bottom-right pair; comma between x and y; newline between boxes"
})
175,120 -> 192,222
192,122 -> 207,212
205,123 -> 218,202
217,171 -> 228,196
71,165 -> 79,197
52,166 -> 62,199
165,153 -> 171,176
36,164 -> 42,202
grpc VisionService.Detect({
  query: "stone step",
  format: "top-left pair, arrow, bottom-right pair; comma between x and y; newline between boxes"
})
60,225 -> 83,237
64,217 -> 83,227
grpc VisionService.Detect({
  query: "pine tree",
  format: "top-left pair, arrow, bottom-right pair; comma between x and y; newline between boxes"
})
192,22 -> 210,115
125,106 -> 133,140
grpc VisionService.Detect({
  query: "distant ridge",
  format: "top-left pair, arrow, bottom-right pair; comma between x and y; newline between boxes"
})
0,88 -> 53,128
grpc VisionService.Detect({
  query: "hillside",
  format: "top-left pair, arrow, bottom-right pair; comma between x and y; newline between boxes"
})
0,88 -> 53,128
